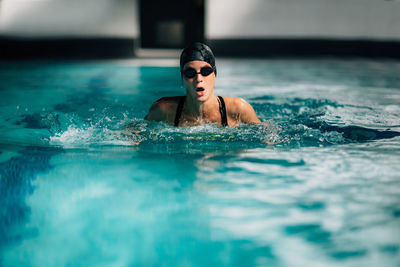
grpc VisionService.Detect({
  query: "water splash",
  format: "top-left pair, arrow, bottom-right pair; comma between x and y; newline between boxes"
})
49,113 -> 134,148
10,96 -> 396,150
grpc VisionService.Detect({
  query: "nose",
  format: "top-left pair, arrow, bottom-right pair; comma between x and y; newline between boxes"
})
194,72 -> 203,82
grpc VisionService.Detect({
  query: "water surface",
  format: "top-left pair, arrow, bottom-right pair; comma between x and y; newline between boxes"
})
0,58 -> 399,267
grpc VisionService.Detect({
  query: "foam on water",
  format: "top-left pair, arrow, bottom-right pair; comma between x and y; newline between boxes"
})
38,94 -> 400,151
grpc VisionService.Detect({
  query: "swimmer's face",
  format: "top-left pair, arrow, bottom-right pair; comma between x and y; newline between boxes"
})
182,60 -> 216,102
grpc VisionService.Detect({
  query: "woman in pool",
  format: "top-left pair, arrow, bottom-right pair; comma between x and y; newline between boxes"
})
145,42 -> 261,127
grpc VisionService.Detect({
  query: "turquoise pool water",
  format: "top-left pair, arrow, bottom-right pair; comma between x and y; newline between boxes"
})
1,58 -> 400,267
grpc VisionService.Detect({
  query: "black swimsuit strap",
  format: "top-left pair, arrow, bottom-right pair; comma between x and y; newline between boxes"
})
174,96 -> 228,127
174,96 -> 186,126
217,96 -> 228,127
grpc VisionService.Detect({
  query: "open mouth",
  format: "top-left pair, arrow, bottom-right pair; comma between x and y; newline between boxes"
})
196,87 -> 205,92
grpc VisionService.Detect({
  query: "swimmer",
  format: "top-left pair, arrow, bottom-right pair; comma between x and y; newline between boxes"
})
145,42 -> 261,127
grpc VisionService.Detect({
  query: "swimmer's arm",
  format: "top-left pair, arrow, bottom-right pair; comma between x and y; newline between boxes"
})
237,98 -> 261,124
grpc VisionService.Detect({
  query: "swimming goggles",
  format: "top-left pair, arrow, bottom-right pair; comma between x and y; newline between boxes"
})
182,67 -> 214,78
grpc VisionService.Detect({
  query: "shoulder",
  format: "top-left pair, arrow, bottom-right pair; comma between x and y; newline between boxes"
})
145,96 -> 182,122
152,96 -> 181,110
222,96 -> 261,124
222,97 -> 252,113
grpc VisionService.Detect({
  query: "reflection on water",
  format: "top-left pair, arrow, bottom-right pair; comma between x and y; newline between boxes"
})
0,146 -> 63,251
1,142 -> 400,266
192,145 -> 400,266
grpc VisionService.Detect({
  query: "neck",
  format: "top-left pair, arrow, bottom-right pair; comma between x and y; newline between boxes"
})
184,94 -> 218,120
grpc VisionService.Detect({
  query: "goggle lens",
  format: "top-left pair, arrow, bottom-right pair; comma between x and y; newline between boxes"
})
183,67 -> 214,78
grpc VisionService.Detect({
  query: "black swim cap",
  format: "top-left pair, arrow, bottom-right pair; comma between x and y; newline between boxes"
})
180,42 -> 217,76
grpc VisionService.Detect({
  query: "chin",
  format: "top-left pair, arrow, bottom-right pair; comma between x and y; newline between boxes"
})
196,95 -> 209,102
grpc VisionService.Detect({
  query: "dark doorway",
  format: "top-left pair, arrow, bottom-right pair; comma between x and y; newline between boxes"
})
139,0 -> 204,48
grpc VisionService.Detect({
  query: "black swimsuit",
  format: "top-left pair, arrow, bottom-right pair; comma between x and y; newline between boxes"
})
174,96 -> 228,127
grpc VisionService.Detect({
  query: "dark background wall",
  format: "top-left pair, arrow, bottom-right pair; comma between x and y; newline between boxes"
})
140,0 -> 204,49
0,0 -> 399,59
